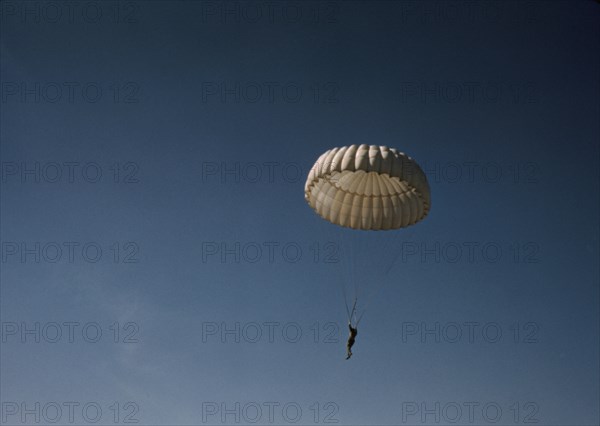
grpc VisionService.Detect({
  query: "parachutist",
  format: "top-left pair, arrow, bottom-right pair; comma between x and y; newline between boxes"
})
345,322 -> 358,360
345,298 -> 360,360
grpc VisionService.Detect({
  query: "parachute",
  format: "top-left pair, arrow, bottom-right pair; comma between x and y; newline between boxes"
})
305,144 -> 431,230
304,144 -> 431,332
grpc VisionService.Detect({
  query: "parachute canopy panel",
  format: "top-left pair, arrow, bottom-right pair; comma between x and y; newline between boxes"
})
304,144 -> 431,230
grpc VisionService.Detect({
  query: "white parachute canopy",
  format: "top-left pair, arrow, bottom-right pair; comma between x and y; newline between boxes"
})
304,144 -> 431,230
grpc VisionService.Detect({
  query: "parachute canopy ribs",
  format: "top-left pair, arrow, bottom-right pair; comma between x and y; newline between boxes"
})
304,144 -> 431,230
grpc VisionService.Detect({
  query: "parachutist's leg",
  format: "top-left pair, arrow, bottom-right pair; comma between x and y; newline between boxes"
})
346,337 -> 355,360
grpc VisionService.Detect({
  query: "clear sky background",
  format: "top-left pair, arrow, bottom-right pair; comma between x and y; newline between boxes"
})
1,1 -> 599,425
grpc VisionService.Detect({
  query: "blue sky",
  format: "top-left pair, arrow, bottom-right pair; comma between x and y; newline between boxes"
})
1,1 -> 599,425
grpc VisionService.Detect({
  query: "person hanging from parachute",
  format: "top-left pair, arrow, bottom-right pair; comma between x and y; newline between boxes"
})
345,298 -> 363,360
304,144 -> 431,360
346,322 -> 357,360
